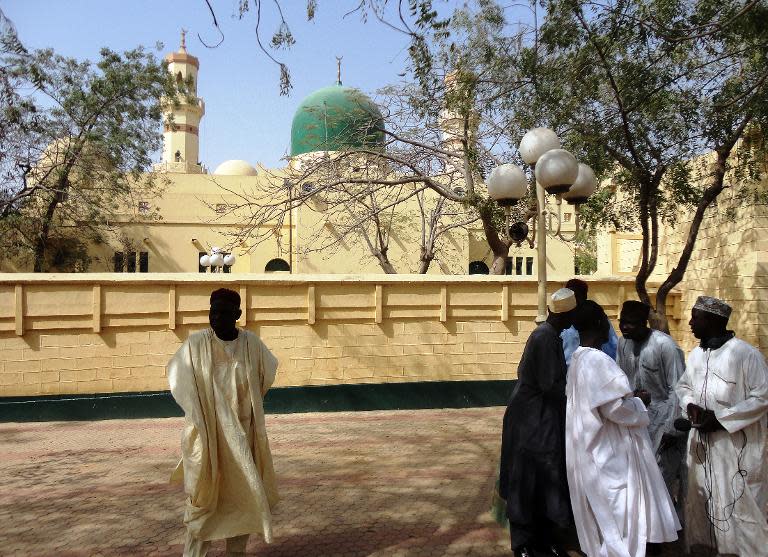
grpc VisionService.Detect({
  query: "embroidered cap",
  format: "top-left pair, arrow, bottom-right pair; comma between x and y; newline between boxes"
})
548,288 -> 577,314
693,295 -> 732,319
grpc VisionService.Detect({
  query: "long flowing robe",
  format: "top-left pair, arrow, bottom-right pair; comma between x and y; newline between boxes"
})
675,337 -> 768,555
168,328 -> 279,542
499,322 -> 571,534
617,330 -> 686,495
566,347 -> 680,557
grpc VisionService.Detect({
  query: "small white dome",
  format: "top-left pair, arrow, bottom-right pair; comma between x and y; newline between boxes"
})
213,159 -> 258,176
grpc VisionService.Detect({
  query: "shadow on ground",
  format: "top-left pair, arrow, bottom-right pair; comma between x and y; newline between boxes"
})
0,408 -> 683,556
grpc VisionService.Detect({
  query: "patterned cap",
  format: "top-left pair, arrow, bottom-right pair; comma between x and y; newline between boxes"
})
548,288 -> 577,314
693,295 -> 732,319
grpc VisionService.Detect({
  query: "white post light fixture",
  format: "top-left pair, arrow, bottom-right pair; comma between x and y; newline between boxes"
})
199,246 -> 236,273
485,127 -> 597,323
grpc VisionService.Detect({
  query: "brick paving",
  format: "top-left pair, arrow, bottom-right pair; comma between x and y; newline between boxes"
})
0,407 -> 683,556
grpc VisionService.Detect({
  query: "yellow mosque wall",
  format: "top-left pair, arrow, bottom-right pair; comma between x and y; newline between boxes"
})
0,166 -> 580,277
0,274 -> 682,397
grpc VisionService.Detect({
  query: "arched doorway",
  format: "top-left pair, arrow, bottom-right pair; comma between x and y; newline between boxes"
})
265,258 -> 291,272
468,261 -> 490,275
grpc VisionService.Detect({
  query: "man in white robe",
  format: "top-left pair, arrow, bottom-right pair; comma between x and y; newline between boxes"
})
676,296 -> 768,556
168,288 -> 279,557
567,300 -> 680,557
617,301 -> 686,501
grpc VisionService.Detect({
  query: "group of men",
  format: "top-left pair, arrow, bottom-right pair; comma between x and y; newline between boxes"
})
499,280 -> 768,557
165,285 -> 767,557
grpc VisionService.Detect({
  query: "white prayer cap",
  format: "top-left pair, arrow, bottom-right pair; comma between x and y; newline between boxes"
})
549,288 -> 577,314
693,295 -> 732,319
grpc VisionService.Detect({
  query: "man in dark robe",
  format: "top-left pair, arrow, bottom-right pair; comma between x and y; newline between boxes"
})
499,288 -> 577,557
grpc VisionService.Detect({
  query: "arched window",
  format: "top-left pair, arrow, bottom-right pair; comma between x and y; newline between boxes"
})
174,150 -> 182,162
176,71 -> 183,85
468,261 -> 489,275
265,258 -> 291,272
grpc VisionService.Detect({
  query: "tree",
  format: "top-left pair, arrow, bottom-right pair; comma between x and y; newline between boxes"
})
0,24 -> 179,271
508,0 -> 768,330
209,145 -> 479,275
212,1 -> 548,275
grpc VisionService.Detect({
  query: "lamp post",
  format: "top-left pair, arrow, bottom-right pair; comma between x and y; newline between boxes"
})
199,246 -> 236,273
487,128 -> 597,323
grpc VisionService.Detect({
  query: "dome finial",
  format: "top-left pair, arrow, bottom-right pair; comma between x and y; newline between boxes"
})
180,28 -> 187,52
335,56 -> 343,85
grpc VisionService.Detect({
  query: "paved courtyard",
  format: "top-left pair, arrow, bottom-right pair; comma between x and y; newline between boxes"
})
0,407 -> 683,556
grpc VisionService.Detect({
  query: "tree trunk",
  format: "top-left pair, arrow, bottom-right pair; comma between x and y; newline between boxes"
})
479,206 -> 511,276
33,239 -> 46,272
651,157 -> 729,333
377,256 -> 397,274
489,252 -> 507,275
648,308 -> 670,335
371,245 -> 397,273
33,194 -> 62,272
418,250 -> 433,274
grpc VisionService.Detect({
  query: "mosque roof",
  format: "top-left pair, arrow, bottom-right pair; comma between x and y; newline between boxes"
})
290,83 -> 385,157
213,159 -> 258,176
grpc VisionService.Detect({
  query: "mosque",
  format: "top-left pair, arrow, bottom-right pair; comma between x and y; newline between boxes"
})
12,36 -> 577,277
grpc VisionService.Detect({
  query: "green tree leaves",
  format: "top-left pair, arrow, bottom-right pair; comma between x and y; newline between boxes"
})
0,31 -> 177,271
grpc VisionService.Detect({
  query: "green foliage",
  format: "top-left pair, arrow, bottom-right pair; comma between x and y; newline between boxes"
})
514,0 -> 768,314
0,30 -> 177,271
574,229 -> 597,275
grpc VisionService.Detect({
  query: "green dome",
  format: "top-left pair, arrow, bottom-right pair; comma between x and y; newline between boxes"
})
290,83 -> 385,156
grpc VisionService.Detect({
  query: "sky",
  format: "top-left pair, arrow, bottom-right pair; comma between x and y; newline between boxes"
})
3,0 -> 429,169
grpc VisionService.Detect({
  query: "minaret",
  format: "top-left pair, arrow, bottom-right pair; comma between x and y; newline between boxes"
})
441,72 -> 471,152
160,30 -> 205,173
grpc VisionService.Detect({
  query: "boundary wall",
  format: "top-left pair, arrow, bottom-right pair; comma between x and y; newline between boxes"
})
0,274 -> 682,398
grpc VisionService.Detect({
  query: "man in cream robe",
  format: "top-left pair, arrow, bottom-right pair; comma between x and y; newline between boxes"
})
567,301 -> 680,557
168,288 -> 279,557
676,296 -> 768,556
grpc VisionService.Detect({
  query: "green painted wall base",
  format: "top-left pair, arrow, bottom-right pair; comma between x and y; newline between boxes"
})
0,380 -> 515,422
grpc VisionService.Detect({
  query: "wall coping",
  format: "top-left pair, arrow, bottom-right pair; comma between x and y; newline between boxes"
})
0,273 -> 652,286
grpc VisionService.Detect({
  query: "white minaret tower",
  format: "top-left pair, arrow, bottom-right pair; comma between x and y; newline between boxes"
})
440,71 -> 477,179
160,30 -> 205,173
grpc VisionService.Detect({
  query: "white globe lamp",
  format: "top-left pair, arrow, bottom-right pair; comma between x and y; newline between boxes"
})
199,254 -> 211,268
534,149 -> 579,194
562,163 -> 598,205
223,253 -> 236,267
210,252 -> 224,267
519,127 -> 561,165
487,164 -> 528,206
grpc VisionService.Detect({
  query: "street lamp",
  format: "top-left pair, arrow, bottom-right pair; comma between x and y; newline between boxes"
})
199,246 -> 236,273
487,128 -> 597,323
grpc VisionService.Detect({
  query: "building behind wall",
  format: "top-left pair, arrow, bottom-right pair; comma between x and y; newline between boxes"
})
1,37 -> 579,278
